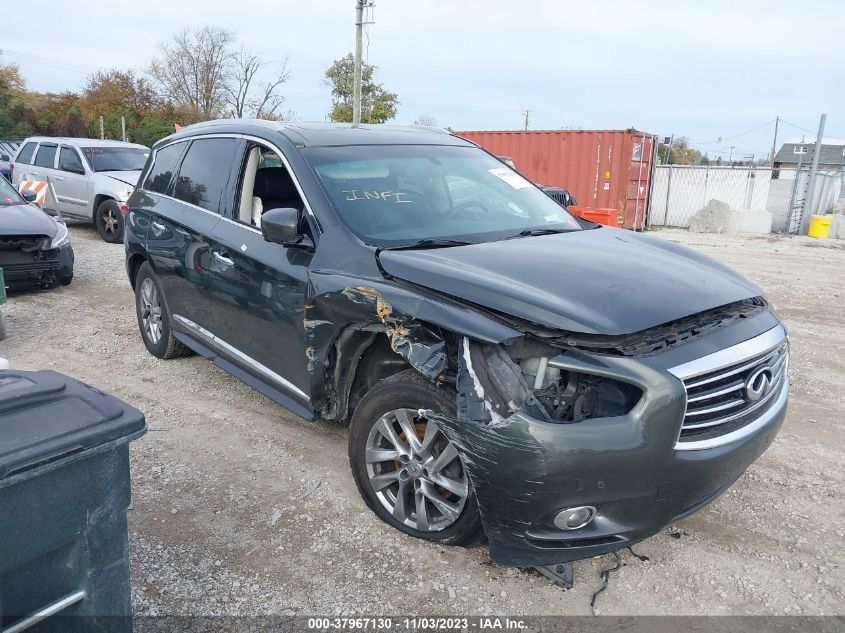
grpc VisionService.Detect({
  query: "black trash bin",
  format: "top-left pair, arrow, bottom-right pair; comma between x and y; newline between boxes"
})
0,369 -> 146,632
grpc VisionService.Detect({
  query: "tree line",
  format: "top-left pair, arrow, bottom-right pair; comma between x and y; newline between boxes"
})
0,25 -> 401,147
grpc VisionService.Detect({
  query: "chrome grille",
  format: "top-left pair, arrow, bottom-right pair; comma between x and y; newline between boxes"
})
669,326 -> 789,447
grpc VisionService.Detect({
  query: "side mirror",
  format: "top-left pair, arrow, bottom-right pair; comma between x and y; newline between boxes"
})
60,162 -> 84,174
261,207 -> 301,245
21,189 -> 38,203
0,154 -> 9,162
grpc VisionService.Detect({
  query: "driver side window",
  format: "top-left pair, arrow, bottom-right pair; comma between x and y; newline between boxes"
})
235,144 -> 305,230
59,146 -> 84,173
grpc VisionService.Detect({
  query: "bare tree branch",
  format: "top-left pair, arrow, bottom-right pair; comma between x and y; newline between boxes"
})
252,56 -> 291,120
148,26 -> 234,119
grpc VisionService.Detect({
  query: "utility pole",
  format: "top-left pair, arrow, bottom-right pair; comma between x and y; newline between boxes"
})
523,110 -> 531,131
664,134 -> 674,164
121,116 -> 126,142
728,145 -> 735,164
802,113 -> 827,234
99,116 -> 104,140
768,115 -> 780,167
352,0 -> 365,125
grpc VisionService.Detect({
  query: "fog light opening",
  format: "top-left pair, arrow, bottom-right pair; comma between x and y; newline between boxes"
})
553,506 -> 596,530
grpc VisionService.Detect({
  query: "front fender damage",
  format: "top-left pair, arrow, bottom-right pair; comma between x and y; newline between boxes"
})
342,286 -> 448,379
303,272 -> 522,420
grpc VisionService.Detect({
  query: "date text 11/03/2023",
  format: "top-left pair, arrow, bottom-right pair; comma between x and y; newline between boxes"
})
306,616 -> 528,630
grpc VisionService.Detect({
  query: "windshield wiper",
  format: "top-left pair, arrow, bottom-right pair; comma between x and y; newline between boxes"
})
381,238 -> 474,251
505,227 -> 573,239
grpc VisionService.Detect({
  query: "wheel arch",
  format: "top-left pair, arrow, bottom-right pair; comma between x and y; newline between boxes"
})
127,253 -> 147,290
93,193 -> 115,218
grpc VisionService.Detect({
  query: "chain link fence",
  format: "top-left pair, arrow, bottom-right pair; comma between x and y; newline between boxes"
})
784,167 -> 845,234
648,165 -> 773,228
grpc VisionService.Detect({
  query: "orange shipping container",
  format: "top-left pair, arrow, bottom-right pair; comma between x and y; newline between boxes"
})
455,129 -> 657,230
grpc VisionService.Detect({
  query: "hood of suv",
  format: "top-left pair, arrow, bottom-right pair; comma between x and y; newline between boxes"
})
377,227 -> 762,335
97,170 -> 142,187
0,203 -> 58,238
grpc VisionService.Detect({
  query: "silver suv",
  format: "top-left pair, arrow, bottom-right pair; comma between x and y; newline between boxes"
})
12,137 -> 149,242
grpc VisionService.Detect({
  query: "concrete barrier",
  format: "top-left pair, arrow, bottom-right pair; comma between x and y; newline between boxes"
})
828,215 -> 845,239
726,210 -> 773,234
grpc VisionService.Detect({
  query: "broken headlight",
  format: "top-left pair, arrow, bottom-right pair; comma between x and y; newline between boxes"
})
46,222 -> 69,249
519,357 -> 642,422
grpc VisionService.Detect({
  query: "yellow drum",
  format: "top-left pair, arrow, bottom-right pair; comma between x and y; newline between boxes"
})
808,215 -> 832,238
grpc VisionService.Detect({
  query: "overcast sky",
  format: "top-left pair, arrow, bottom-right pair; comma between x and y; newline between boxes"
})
2,0 -> 843,159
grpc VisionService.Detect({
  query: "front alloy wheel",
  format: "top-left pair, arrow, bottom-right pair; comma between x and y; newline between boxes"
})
96,200 -> 124,243
366,408 -> 469,532
348,369 -> 483,545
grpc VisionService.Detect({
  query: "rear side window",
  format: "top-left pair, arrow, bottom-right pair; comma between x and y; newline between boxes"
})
173,138 -> 239,213
34,144 -> 57,168
144,142 -> 186,195
15,142 -> 37,164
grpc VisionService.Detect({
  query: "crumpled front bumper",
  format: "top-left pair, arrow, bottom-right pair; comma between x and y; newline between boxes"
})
426,339 -> 788,567
1,244 -> 74,290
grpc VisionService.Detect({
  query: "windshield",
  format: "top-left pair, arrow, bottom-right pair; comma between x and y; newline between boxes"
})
304,144 -> 582,246
81,147 -> 149,172
0,175 -> 23,206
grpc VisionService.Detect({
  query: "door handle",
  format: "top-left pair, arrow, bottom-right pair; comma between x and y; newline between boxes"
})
151,220 -> 166,236
213,251 -> 235,268
55,176 -> 64,181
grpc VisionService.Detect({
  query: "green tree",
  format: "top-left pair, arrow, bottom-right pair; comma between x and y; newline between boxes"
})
0,62 -> 31,137
324,54 -> 398,124
658,137 -> 704,165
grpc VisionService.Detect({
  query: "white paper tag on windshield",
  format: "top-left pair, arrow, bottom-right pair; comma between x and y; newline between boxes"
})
488,167 -> 532,189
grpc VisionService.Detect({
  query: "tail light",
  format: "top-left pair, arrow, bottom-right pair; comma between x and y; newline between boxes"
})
119,204 -> 129,217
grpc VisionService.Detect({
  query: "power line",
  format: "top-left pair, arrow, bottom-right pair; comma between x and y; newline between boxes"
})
781,118 -> 845,142
710,118 -> 777,143
400,101 -> 523,114
0,48 -> 97,75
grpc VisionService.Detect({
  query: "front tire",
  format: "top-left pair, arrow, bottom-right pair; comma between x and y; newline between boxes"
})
349,370 -> 483,545
95,200 -> 124,243
134,263 -> 191,359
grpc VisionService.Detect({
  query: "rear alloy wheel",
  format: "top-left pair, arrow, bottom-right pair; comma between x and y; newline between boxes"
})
134,262 -> 192,360
139,277 -> 163,346
349,370 -> 483,545
95,199 -> 124,243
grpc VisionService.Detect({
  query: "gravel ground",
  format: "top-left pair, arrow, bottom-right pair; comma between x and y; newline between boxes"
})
1,225 -> 843,616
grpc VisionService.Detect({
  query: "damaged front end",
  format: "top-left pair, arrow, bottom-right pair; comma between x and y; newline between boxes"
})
425,332 -> 785,567
304,269 -> 786,568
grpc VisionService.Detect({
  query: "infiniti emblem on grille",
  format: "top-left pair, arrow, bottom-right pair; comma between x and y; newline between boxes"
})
745,366 -> 774,402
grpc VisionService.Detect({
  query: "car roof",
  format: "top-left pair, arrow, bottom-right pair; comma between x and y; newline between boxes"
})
19,137 -> 149,150
158,119 -> 475,149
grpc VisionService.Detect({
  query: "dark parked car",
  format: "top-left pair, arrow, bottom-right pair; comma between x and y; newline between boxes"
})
125,120 -> 788,568
0,140 -> 18,182
496,155 -> 577,207
0,176 -> 73,290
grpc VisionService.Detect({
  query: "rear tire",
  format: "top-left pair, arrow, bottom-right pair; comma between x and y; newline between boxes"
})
95,200 -> 124,243
349,370 -> 483,546
134,262 -> 191,359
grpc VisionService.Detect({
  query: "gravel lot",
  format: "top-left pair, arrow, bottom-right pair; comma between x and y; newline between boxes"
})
1,225 -> 843,616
